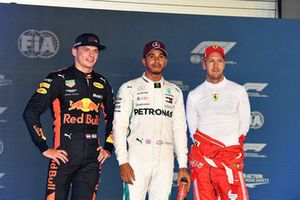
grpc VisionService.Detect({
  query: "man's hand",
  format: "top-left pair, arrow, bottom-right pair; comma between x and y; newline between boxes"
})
119,163 -> 135,185
178,167 -> 191,191
42,148 -> 68,165
97,146 -> 111,164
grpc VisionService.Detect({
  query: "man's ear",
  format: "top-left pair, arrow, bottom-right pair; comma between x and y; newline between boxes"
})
202,59 -> 206,70
142,58 -> 146,67
72,48 -> 76,57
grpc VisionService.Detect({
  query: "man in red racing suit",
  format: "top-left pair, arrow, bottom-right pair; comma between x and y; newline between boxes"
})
186,45 -> 251,200
23,33 -> 114,200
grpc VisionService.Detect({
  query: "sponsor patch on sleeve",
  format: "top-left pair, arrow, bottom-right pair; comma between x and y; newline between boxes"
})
36,88 -> 47,94
106,133 -> 113,143
33,125 -> 46,140
39,82 -> 51,89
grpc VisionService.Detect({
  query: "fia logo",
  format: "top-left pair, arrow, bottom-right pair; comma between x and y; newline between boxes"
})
18,29 -> 59,58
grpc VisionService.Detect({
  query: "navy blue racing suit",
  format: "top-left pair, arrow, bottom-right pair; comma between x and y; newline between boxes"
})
23,66 -> 114,200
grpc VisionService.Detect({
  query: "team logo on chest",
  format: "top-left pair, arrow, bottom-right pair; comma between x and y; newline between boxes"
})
211,93 -> 219,102
165,96 -> 173,104
65,80 -> 75,88
165,88 -> 174,104
68,98 -> 99,112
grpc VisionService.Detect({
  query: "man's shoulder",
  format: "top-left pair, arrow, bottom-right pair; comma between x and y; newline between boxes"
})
120,76 -> 143,88
45,67 -> 69,80
226,79 -> 245,90
164,80 -> 182,93
189,82 -> 205,93
92,71 -> 110,85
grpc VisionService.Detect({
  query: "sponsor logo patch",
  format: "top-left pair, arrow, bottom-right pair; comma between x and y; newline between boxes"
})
65,80 -> 75,88
40,82 -> 50,89
68,98 -> 99,112
211,93 -> 219,101
93,82 -> 104,89
36,88 -> 47,94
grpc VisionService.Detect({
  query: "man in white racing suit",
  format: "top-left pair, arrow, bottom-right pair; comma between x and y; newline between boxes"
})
187,45 -> 251,200
113,40 -> 191,199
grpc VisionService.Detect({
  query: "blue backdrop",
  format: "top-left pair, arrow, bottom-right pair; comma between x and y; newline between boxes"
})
0,3 -> 300,200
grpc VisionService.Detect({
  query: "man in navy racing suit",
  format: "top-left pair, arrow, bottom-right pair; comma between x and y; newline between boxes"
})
23,33 -> 114,200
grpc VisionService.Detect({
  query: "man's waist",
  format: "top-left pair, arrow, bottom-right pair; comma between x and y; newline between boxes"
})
134,137 -> 173,146
193,130 -> 244,159
194,129 -> 241,147
61,131 -> 99,140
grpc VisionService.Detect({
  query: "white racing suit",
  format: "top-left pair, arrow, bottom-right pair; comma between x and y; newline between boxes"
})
113,73 -> 188,200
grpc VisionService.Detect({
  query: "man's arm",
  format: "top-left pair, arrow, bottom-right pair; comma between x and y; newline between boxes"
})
239,87 -> 251,136
23,73 -> 59,153
98,79 -> 115,164
172,87 -> 188,169
186,92 -> 198,142
172,87 -> 191,189
23,72 -> 68,165
112,83 -> 132,165
102,79 -> 115,153
112,83 -> 135,184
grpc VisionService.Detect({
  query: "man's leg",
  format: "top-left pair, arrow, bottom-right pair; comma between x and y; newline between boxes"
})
148,148 -> 174,200
45,159 -> 73,200
70,161 -> 100,200
192,167 -> 219,200
124,146 -> 152,200
218,169 -> 248,200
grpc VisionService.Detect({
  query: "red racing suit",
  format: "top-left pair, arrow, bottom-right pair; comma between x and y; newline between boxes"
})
23,66 -> 114,200
189,130 -> 248,200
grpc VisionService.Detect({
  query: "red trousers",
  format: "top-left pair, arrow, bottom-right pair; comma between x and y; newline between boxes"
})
189,130 -> 248,200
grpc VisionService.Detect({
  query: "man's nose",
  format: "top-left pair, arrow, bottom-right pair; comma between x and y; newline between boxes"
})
154,57 -> 160,61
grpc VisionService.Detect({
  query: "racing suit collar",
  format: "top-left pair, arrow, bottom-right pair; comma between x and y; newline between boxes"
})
142,73 -> 165,88
72,65 -> 94,79
204,76 -> 227,88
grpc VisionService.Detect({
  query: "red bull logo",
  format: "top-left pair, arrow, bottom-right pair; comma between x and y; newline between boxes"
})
47,159 -> 58,191
63,113 -> 99,125
68,98 -> 99,112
